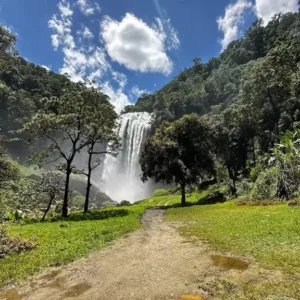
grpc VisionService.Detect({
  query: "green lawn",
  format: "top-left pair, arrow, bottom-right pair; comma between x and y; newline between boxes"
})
166,200 -> 300,299
166,201 -> 300,272
0,206 -> 145,288
3,189 -> 300,299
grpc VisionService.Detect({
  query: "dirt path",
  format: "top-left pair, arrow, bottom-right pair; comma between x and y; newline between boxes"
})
0,209 -> 282,300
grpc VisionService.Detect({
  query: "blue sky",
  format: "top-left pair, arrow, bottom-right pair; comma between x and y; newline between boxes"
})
0,0 -> 298,112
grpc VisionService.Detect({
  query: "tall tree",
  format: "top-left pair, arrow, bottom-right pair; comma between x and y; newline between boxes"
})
22,82 -> 113,217
140,114 -> 215,206
76,89 -> 120,213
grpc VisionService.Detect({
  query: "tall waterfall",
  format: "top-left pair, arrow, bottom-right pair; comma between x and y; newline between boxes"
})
100,112 -> 152,202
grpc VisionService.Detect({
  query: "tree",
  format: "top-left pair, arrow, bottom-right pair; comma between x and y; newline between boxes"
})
240,43 -> 297,150
140,114 -> 215,206
37,172 -> 62,222
74,89 -> 120,213
0,26 -> 17,55
0,137 -> 19,188
22,82 -> 113,217
212,122 -> 249,197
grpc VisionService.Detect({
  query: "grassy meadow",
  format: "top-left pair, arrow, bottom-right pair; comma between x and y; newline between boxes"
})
2,189 -> 300,298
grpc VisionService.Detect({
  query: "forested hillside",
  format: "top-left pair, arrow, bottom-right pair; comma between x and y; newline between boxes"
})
125,13 -> 300,131
137,11 -> 300,203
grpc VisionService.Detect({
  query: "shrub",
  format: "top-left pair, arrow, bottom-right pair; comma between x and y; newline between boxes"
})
0,226 -> 37,258
250,167 -> 280,200
236,179 -> 253,197
250,164 -> 263,182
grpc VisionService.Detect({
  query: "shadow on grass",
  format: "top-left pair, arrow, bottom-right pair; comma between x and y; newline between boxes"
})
158,199 -> 227,210
51,209 -> 130,223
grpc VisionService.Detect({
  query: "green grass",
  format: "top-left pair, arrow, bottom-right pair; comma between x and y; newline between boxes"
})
0,205 -> 145,288
166,200 -> 300,298
166,201 -> 300,273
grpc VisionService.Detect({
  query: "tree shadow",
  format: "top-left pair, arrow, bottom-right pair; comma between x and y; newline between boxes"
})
158,198 -> 227,210
50,209 -> 129,222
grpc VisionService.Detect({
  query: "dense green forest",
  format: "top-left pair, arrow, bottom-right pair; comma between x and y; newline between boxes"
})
134,11 -> 300,204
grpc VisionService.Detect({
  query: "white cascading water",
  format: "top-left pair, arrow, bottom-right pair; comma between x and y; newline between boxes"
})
100,112 -> 152,202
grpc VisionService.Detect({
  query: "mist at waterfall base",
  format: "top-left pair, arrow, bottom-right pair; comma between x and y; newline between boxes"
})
100,112 -> 153,203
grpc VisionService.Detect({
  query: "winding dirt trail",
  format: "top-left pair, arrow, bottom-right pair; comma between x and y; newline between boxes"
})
1,209 -> 284,300
1,209 -> 219,300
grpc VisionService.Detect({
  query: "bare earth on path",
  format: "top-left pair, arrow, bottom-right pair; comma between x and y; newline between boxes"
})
0,209 -> 289,300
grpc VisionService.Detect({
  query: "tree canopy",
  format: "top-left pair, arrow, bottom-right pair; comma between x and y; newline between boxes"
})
140,114 -> 215,205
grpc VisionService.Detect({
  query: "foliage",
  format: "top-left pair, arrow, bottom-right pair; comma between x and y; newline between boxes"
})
0,138 -> 19,188
250,164 -> 263,182
140,114 -> 215,205
272,129 -> 300,198
250,167 -> 280,200
73,88 -> 121,213
0,226 -> 36,258
0,26 -> 17,55
21,80 -> 119,217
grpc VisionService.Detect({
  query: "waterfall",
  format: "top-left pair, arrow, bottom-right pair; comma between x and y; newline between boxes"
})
100,112 -> 152,202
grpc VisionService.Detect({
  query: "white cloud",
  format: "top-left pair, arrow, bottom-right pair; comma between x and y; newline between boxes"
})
58,0 -> 73,17
101,82 -> 132,113
217,0 -> 252,50
112,71 -> 127,89
41,65 -> 51,71
77,25 -> 94,39
100,13 -> 174,75
255,0 -> 298,24
131,86 -> 150,98
48,1 -> 74,50
49,1 -> 130,113
76,0 -> 100,16
154,18 -> 180,51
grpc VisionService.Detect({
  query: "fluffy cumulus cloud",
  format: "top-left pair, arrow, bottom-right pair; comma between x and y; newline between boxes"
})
48,0 -> 130,112
49,1 -> 179,112
255,0 -> 298,24
100,13 -> 176,75
217,0 -> 252,50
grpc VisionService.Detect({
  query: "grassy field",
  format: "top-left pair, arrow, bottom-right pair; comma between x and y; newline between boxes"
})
0,206 -> 145,288
2,188 -> 300,298
166,200 -> 300,298
166,201 -> 300,273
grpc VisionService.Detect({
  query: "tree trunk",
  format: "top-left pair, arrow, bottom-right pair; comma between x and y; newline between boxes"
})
41,195 -> 54,222
180,183 -> 186,207
62,164 -> 71,218
84,152 -> 93,213
232,177 -> 237,198
252,138 -> 256,165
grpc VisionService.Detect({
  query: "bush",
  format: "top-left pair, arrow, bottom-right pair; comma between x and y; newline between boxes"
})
0,226 -> 37,258
250,167 -> 280,200
152,189 -> 170,197
250,164 -> 263,182
236,179 -> 253,197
